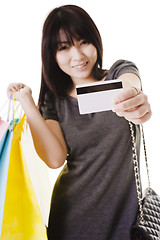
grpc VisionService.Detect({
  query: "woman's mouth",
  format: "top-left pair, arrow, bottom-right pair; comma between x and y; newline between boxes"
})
73,62 -> 88,70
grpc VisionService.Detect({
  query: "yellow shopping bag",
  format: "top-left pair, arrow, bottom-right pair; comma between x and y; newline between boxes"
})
20,119 -> 52,227
0,115 -> 48,240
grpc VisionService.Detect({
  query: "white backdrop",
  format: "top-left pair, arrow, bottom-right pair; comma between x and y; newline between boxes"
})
0,0 -> 160,194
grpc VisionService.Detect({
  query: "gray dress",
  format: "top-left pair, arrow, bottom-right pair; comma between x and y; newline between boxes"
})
40,60 -> 141,240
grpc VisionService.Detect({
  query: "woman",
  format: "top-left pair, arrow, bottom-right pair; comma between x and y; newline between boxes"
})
7,5 -> 151,240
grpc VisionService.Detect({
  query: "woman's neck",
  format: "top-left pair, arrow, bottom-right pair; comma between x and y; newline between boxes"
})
67,88 -> 77,99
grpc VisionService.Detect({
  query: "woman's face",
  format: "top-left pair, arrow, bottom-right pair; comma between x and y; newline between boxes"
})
55,30 -> 97,84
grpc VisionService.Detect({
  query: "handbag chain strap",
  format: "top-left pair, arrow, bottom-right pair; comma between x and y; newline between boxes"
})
129,121 -> 151,223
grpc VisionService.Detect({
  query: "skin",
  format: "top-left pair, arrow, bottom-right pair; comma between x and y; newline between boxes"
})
7,34 -> 152,168
56,30 -> 98,88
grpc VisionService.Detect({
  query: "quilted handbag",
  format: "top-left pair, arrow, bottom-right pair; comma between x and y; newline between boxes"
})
129,122 -> 160,240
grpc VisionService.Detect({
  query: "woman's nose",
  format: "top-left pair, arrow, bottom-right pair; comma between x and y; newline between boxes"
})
71,46 -> 84,60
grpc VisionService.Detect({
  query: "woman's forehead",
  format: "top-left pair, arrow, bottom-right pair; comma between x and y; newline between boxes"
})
58,29 -> 68,42
57,28 -> 81,44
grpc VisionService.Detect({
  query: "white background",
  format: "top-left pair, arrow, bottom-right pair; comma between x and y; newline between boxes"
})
0,0 -> 160,194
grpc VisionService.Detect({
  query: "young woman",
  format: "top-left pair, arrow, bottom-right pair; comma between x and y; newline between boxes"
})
7,5 -> 151,240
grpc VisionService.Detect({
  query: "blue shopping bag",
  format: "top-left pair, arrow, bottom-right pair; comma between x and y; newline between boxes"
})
0,97 -> 19,235
0,128 -> 13,236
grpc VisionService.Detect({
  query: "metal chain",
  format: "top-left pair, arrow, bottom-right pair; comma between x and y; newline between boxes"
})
129,121 -> 144,222
141,125 -> 151,190
129,121 -> 151,223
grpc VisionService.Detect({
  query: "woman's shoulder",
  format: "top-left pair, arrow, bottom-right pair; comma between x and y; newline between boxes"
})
106,59 -> 139,80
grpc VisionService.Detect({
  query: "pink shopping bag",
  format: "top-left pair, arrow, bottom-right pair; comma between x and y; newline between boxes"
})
0,118 -> 10,142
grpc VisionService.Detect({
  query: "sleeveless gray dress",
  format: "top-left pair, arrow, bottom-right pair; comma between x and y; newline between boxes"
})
40,60 -> 141,240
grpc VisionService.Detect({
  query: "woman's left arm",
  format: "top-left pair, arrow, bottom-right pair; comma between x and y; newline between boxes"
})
112,73 -> 152,124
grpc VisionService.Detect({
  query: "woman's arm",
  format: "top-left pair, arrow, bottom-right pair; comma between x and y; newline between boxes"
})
7,83 -> 67,169
112,73 -> 152,124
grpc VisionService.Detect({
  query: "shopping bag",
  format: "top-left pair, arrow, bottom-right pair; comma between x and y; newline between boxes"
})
0,126 -> 13,236
20,120 -> 52,227
0,118 -> 10,142
0,115 -> 48,240
0,98 -> 21,235
0,97 -> 12,144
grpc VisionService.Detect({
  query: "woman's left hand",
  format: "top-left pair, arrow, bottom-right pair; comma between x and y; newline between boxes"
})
112,87 -> 152,124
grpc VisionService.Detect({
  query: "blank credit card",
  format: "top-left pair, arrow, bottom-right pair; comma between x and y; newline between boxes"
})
76,79 -> 123,114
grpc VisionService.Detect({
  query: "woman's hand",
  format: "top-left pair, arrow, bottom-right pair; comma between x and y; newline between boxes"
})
7,83 -> 32,102
112,87 -> 152,124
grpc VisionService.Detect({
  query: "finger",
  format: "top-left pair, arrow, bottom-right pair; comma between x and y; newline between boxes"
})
8,83 -> 24,90
114,87 -> 141,104
114,108 -> 152,124
7,83 -> 25,97
132,87 -> 140,95
7,87 -> 17,98
113,93 -> 144,112
13,83 -> 24,91
128,111 -> 152,125
121,104 -> 150,120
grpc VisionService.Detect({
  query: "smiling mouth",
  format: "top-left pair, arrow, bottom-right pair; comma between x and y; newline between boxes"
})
73,62 -> 88,69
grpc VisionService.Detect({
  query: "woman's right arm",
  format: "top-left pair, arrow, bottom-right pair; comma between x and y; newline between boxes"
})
7,83 -> 67,169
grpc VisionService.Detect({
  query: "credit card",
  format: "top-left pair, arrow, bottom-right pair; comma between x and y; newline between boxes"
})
76,79 -> 123,114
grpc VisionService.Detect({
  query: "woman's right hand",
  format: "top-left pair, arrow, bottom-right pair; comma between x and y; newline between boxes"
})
7,83 -> 32,102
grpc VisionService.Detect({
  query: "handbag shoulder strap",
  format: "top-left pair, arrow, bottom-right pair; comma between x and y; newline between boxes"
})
129,121 -> 151,222
141,124 -> 151,190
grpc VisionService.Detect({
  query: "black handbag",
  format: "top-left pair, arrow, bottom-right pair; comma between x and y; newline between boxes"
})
129,122 -> 160,240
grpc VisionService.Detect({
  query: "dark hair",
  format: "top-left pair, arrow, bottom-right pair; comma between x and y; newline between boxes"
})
38,5 -> 108,104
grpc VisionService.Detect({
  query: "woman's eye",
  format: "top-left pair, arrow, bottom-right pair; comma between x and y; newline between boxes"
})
58,45 -> 69,51
81,40 -> 89,45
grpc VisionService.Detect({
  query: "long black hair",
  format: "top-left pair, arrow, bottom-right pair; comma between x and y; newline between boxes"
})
38,5 -> 108,105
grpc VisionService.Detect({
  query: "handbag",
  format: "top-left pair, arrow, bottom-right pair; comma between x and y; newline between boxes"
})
129,122 -> 160,240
